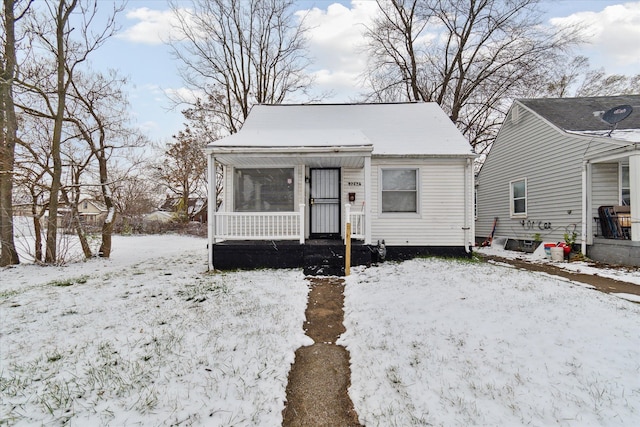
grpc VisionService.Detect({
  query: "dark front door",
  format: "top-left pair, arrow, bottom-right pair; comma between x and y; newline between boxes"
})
310,168 -> 340,238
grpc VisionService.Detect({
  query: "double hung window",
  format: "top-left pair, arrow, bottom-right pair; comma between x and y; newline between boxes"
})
381,169 -> 418,213
510,179 -> 527,217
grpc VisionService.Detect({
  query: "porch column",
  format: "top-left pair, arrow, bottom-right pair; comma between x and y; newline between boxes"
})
299,203 -> 305,244
207,154 -> 217,270
364,155 -> 372,245
630,153 -> 640,241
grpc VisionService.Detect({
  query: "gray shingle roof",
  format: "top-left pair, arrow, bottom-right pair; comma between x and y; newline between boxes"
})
518,95 -> 640,132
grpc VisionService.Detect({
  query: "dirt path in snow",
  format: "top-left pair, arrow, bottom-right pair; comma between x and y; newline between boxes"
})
282,277 -> 362,426
481,254 -> 640,299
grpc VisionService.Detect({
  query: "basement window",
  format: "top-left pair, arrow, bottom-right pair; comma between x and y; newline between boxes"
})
510,178 -> 527,218
234,168 -> 294,212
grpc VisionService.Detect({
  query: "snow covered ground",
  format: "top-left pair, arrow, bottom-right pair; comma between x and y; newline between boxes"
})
1,235 -> 311,425
2,235 -> 640,426
341,258 -> 640,426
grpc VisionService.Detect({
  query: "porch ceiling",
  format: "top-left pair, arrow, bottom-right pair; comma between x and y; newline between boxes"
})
211,146 -> 372,168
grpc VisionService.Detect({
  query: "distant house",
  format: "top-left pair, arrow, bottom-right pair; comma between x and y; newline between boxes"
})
49,198 -> 107,229
205,102 -> 477,274
476,95 -> 640,267
142,210 -> 173,224
158,196 -> 207,223
76,198 -> 108,227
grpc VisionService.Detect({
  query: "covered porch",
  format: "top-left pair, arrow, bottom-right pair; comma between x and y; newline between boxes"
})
583,148 -> 640,266
205,141 -> 374,272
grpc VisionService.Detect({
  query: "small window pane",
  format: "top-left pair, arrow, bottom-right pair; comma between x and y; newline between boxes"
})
622,165 -> 630,205
513,199 -> 526,214
382,191 -> 417,212
513,181 -> 526,199
382,170 -> 416,191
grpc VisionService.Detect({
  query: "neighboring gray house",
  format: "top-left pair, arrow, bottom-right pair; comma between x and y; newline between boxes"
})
205,102 -> 477,274
476,95 -> 640,267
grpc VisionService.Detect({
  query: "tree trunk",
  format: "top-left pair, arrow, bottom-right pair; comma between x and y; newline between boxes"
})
97,156 -> 114,258
98,211 -> 114,258
46,0 -> 77,263
0,0 -> 21,266
31,198 -> 43,263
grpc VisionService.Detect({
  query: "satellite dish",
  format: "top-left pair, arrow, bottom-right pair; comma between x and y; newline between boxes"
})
602,104 -> 633,125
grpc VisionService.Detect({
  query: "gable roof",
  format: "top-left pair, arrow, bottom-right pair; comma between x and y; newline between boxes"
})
208,102 -> 473,156
517,95 -> 640,142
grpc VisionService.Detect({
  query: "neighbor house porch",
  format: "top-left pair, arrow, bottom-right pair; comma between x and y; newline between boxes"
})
584,150 -> 640,266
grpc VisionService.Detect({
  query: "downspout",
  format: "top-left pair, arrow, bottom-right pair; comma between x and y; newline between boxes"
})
581,160 -> 588,256
464,158 -> 472,254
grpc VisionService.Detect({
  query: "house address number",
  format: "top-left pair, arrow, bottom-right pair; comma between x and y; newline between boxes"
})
348,182 -> 362,186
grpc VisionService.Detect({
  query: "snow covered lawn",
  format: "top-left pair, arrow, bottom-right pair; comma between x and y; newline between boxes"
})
340,258 -> 640,426
3,235 -> 640,426
1,235 -> 311,425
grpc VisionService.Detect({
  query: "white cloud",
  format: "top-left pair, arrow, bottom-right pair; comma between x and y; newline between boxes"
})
297,1 -> 379,100
117,7 -> 190,45
550,2 -> 640,71
163,87 -> 203,104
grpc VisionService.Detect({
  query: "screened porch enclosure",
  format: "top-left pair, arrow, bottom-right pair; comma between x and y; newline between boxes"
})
207,146 -> 373,246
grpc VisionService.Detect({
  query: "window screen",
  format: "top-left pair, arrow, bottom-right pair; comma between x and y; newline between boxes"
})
381,169 -> 417,213
234,168 -> 294,212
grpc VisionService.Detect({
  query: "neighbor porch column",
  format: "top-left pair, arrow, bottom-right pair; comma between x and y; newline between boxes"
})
207,154 -> 217,270
630,153 -> 640,241
364,155 -> 372,245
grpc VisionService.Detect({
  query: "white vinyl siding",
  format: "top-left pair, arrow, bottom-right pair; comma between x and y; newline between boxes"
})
371,158 -> 467,246
342,168 -> 366,207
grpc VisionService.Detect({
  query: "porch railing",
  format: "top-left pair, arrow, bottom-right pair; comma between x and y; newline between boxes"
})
214,203 -> 367,243
215,204 -> 305,243
345,203 -> 365,240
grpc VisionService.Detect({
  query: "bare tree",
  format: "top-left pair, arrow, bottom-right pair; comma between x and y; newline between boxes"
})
168,0 -> 314,135
14,0 -> 121,263
363,0 -> 583,154
154,135 -> 207,223
13,114 -> 52,262
543,56 -> 640,98
66,69 -> 143,258
111,171 -> 163,228
1,0 -> 32,266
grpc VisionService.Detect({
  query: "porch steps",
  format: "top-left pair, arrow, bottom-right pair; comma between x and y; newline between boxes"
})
304,243 -> 374,276
303,245 -> 345,276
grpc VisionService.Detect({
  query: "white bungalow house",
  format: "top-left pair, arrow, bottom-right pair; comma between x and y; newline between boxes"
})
205,102 -> 476,274
476,95 -> 640,267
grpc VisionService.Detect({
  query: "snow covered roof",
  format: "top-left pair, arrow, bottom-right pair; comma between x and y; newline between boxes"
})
565,129 -> 640,143
517,95 -> 640,143
208,103 -> 474,156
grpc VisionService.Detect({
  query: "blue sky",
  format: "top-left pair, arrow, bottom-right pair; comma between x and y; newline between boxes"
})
86,0 -> 640,142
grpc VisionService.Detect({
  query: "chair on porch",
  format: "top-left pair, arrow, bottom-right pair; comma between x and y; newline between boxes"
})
613,205 -> 631,239
598,206 -> 631,240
